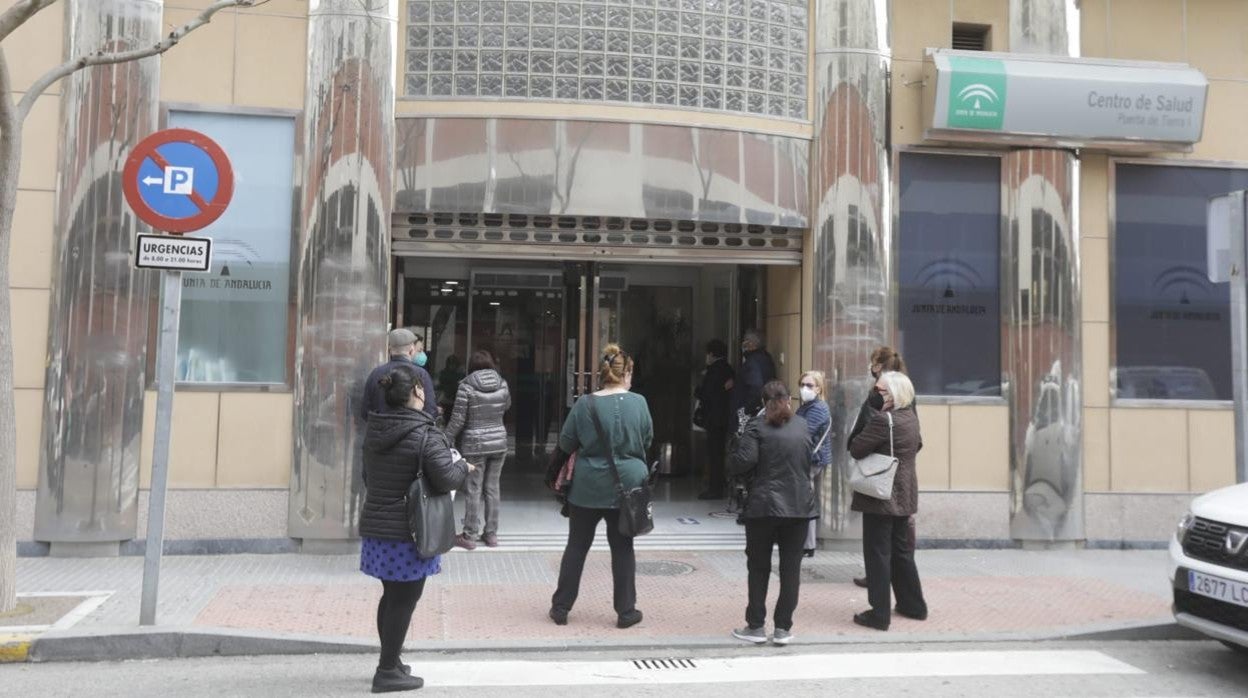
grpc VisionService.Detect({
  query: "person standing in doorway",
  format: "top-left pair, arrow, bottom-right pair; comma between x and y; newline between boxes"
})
362,329 -> 438,420
849,346 -> 915,588
796,370 -> 832,557
360,363 -> 472,692
695,339 -> 735,500
730,329 -> 777,431
728,380 -> 817,646
550,344 -> 653,630
848,371 -> 928,632
446,350 -> 512,550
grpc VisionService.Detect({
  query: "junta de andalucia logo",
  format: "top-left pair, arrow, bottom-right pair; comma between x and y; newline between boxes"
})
948,57 -> 1007,130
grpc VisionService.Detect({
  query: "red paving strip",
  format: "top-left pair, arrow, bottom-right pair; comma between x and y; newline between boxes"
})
193,554 -> 1170,642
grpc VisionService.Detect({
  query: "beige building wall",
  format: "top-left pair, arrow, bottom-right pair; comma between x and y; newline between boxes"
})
143,1 -> 310,489
1081,0 -> 1246,495
892,0 -> 1014,494
765,266 -> 804,393
6,3 -> 63,491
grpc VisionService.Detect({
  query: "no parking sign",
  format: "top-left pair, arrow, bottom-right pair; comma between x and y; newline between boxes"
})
122,128 -> 234,234
121,128 -> 234,626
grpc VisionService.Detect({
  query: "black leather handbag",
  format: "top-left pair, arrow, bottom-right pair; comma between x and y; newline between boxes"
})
404,430 -> 456,557
588,396 -> 654,538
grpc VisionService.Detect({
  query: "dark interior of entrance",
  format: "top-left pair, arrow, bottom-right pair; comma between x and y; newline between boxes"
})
394,257 -> 766,501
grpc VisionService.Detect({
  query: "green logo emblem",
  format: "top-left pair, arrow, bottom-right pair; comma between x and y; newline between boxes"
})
947,57 -> 1007,130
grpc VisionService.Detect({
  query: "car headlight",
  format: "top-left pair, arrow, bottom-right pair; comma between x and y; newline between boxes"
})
1176,511 -> 1195,542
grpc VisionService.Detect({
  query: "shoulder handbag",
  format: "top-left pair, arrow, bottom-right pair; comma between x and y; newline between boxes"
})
404,429 -> 457,557
848,411 -> 899,500
588,396 -> 654,538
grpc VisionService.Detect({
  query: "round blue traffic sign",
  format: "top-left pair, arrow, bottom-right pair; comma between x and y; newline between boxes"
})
123,129 -> 234,234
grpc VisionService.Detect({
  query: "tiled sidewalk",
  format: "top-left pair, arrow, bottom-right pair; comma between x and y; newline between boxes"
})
15,548 -> 1175,648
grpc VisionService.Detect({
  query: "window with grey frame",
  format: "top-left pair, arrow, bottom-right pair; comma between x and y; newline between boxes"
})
403,0 -> 809,119
1114,163 -> 1248,402
166,110 -> 297,385
897,152 -> 1002,397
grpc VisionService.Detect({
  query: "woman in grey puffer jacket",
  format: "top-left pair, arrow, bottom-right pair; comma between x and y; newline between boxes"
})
446,350 -> 512,549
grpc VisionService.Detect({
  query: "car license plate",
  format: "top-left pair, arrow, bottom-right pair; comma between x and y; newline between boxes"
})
1189,570 -> 1248,608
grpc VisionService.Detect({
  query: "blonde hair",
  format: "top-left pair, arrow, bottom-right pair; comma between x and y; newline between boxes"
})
599,343 -> 634,387
879,371 -> 915,410
800,370 -> 826,397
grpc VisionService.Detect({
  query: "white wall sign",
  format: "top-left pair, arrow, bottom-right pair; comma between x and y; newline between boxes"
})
134,234 -> 212,272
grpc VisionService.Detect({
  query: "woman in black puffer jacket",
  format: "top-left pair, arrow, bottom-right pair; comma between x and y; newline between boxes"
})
360,363 -> 471,693
727,380 -> 818,646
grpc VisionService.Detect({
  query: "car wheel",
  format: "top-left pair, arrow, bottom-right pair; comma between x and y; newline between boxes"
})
1220,640 -> 1248,655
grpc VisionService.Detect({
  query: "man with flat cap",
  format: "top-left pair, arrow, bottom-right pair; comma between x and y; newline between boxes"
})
361,328 -> 438,420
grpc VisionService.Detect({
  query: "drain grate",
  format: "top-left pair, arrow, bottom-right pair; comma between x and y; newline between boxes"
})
636,560 -> 696,577
632,658 -> 698,670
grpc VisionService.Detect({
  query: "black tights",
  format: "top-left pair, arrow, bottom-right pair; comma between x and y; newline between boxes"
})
375,578 -> 426,670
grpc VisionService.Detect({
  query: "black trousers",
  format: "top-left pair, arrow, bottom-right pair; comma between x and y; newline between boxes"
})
861,513 -> 927,623
375,578 -> 426,670
705,426 -> 728,493
552,504 -> 637,616
744,516 -> 808,631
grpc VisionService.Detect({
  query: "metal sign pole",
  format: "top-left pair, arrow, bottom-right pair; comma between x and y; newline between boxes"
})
139,267 -> 183,625
1229,191 -> 1248,485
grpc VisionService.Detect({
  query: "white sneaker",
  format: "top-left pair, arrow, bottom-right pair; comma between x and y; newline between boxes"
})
731,625 -> 768,644
772,628 -> 792,645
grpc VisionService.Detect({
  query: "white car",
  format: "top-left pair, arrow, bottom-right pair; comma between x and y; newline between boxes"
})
1170,482 -> 1248,654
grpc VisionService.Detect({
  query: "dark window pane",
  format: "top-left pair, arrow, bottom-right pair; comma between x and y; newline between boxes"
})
898,153 -> 1002,396
1114,164 -> 1248,401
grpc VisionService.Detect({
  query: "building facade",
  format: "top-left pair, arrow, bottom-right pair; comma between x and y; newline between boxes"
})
7,0 -> 1247,554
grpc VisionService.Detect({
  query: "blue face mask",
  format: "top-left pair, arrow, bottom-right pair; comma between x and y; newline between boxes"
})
413,351 -> 428,368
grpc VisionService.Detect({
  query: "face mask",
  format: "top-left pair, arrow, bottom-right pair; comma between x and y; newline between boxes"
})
413,351 -> 428,368
799,387 -> 817,403
868,389 -> 885,410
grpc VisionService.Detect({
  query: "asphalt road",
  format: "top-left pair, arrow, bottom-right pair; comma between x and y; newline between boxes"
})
3,640 -> 1246,697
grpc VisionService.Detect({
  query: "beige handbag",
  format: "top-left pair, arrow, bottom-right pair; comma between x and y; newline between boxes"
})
849,411 -> 898,500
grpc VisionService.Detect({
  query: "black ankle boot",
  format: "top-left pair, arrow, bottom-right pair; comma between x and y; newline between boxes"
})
549,607 -> 568,625
372,666 -> 424,693
617,609 -> 643,629
852,610 -> 889,632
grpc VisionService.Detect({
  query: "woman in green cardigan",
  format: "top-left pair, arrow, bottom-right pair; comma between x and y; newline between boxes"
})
549,343 -> 653,629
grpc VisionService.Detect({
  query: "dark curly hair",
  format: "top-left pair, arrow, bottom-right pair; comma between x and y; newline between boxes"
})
378,363 -> 422,408
763,380 -> 793,426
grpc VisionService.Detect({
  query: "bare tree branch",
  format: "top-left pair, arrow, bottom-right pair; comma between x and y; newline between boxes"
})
0,0 -> 58,46
15,0 -> 267,123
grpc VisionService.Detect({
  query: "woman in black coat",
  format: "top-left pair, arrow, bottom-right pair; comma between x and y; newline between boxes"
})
727,380 -> 818,646
360,363 -> 472,693
847,370 -> 927,632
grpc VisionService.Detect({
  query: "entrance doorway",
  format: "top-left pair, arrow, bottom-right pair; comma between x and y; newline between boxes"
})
394,257 -> 764,503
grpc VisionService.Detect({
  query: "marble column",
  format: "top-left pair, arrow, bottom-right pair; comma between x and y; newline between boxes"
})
35,0 -> 162,554
289,0 -> 398,547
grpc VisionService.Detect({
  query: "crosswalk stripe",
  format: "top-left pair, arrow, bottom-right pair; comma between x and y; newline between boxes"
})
413,650 -> 1144,687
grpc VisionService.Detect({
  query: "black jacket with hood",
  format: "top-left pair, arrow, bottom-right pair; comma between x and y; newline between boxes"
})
360,407 -> 469,541
728,412 -> 818,520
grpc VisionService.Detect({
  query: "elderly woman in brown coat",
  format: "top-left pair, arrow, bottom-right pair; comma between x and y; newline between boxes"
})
847,370 -> 928,631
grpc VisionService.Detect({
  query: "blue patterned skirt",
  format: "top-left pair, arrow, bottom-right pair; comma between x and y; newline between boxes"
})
360,537 -> 442,582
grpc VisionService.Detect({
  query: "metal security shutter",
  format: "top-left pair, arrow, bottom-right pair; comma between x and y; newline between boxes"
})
391,212 -> 804,265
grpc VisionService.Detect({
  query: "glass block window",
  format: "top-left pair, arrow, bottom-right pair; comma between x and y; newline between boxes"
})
404,0 -> 808,119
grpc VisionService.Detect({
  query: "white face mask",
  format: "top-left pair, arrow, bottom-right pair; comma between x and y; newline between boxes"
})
799,387 -> 817,403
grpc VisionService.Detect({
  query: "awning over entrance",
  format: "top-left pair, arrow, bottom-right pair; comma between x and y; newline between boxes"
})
923,49 -> 1208,151
391,211 -> 803,265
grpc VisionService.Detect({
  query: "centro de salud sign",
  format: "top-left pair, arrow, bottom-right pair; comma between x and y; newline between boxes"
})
924,49 -> 1208,150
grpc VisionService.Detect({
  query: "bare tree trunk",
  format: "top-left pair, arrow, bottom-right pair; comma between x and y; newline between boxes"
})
0,48 -> 21,614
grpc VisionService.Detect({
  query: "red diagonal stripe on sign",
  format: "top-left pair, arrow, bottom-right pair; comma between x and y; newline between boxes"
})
147,148 -> 212,212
